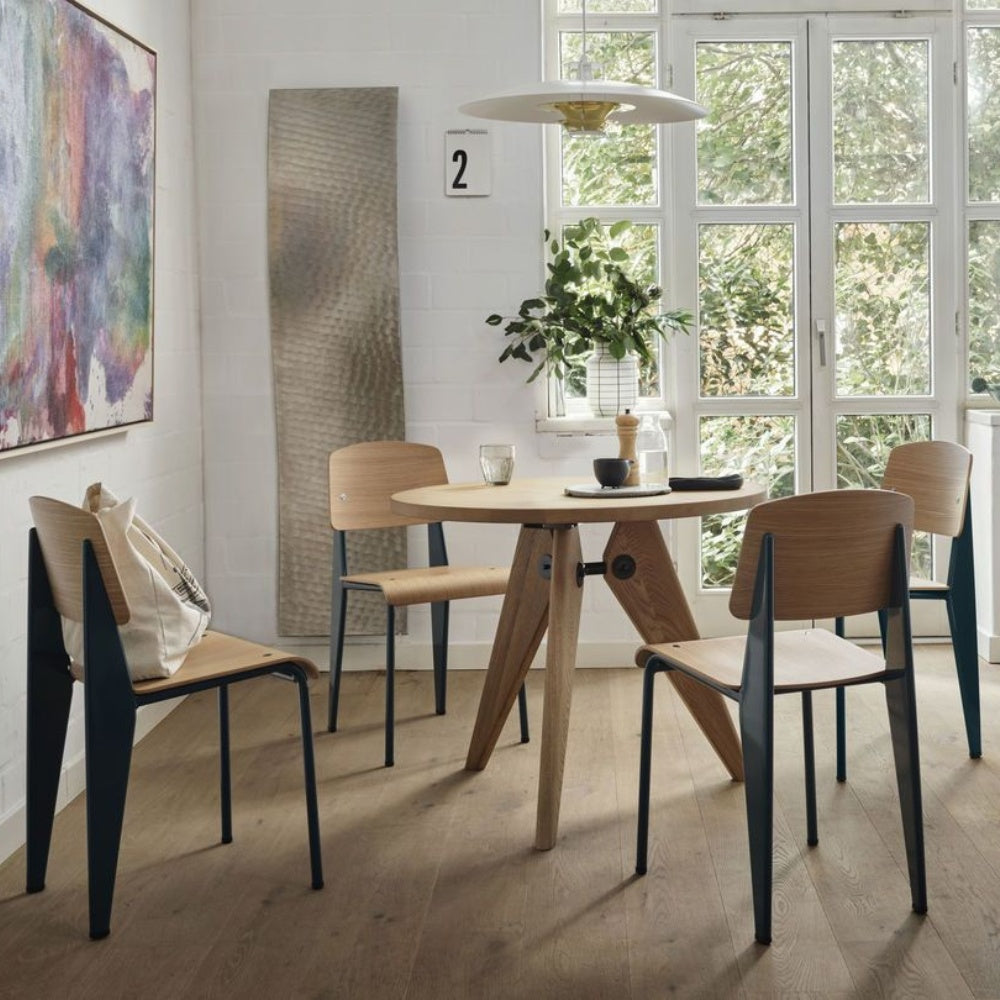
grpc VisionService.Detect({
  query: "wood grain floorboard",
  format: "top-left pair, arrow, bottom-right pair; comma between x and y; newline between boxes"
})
1,646 -> 999,998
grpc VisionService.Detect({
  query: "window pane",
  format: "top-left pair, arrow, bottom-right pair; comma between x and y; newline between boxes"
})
560,31 -> 657,207
558,0 -> 656,10
968,28 -> 1000,203
833,40 -> 929,204
836,413 -> 932,576
561,223 -> 661,398
562,127 -> 657,207
969,221 -> 1000,382
835,222 -> 930,396
695,41 -> 793,206
699,224 -> 795,398
699,414 -> 796,588
967,2 -> 1000,14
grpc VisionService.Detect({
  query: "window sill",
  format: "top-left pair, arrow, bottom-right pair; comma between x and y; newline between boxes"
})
535,411 -> 674,437
535,415 -> 617,436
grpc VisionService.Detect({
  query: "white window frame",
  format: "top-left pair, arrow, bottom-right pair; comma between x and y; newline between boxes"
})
540,0 -> 688,429
540,1 -> 995,434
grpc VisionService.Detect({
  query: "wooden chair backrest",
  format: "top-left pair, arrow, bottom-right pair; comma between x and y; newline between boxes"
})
729,489 -> 913,622
29,496 -> 130,625
881,440 -> 971,539
329,441 -> 449,531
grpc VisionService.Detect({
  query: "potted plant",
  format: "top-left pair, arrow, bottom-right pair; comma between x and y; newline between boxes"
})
486,217 -> 693,416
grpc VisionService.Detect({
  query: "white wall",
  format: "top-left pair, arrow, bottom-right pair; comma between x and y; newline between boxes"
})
0,0 -> 204,861
191,0 -> 637,663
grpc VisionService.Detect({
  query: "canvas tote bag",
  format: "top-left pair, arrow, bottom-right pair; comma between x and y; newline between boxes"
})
62,483 -> 212,681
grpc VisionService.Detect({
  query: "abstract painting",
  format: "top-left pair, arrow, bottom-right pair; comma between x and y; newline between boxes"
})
0,0 -> 156,454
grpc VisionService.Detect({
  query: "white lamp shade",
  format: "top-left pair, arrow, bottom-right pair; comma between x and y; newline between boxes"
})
459,79 -> 707,127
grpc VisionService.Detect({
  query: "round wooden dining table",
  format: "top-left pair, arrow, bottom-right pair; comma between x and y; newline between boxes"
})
391,476 -> 767,850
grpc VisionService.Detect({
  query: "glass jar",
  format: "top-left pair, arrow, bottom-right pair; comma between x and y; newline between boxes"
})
636,413 -> 668,485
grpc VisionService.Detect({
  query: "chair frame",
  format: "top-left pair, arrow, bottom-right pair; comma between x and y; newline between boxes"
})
636,494 -> 926,945
835,442 -> 980,780
326,442 -> 528,767
26,523 -> 323,940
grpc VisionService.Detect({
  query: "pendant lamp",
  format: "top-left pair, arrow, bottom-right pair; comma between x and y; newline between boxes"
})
459,1 -> 707,135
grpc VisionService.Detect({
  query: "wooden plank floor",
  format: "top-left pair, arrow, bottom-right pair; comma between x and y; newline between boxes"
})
2,645 -> 1000,999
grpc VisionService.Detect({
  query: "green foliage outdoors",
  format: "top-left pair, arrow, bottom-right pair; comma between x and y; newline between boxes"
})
560,31 -> 657,207
696,41 -> 793,205
969,220 -> 1000,385
699,224 -> 794,397
486,218 -> 692,392
969,28 -> 1000,202
835,222 -> 930,396
832,40 -> 928,204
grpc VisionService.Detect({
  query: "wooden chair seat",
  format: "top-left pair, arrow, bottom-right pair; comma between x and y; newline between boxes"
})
908,575 -> 949,594
133,630 -> 319,695
342,565 -> 508,607
638,628 -> 889,694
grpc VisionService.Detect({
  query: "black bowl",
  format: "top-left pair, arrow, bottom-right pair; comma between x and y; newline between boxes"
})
593,458 -> 631,489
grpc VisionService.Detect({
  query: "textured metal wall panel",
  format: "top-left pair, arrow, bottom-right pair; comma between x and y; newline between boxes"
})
268,87 -> 405,636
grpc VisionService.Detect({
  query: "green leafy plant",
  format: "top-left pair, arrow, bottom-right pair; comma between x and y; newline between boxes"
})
486,217 -> 692,384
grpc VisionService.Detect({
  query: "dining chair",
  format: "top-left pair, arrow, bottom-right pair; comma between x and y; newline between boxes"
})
327,441 -> 529,766
26,496 -> 323,940
635,490 -> 925,945
834,440 -> 978,781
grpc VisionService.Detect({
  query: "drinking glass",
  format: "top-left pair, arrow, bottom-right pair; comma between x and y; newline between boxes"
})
479,444 -> 515,485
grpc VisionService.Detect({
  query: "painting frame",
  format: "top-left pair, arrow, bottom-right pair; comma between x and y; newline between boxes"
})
0,0 -> 156,457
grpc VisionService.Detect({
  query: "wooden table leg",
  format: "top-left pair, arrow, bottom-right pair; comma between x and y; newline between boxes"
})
466,526 -> 552,771
603,520 -> 744,781
535,524 -> 584,850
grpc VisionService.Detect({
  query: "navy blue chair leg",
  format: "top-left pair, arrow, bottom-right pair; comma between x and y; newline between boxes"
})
385,605 -> 395,767
834,687 -> 847,783
292,669 -> 324,890
740,691 -> 774,945
327,564 -> 347,732
517,683 -> 530,743
431,600 -> 448,716
635,660 -> 661,876
83,685 -> 136,940
25,657 -> 73,893
219,685 -> 233,844
80,539 -> 140,940
802,690 -> 818,847
739,536 -> 775,947
948,589 -> 981,759
26,530 -> 74,894
884,670 -> 927,914
834,617 -> 847,782
947,507 -> 981,758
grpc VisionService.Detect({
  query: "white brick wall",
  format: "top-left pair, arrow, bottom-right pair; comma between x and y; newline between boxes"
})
0,0 -> 204,862
191,0 -> 634,657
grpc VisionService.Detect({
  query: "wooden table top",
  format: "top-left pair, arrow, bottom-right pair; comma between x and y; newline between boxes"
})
391,477 -> 767,525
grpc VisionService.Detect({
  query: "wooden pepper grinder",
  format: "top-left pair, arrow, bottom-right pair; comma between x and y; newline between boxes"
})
615,409 -> 640,487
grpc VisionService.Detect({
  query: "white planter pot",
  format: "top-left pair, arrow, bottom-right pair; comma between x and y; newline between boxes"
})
585,347 -> 639,417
